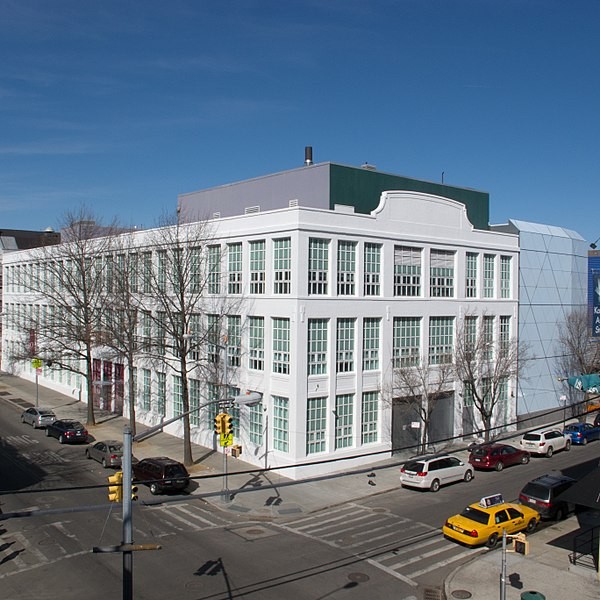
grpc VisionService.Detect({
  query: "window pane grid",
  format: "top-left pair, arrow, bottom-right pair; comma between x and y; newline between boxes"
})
249,240 -> 266,294
249,316 -> 264,370
430,250 -> 455,297
362,317 -> 380,370
273,395 -> 289,452
308,319 -> 328,375
361,391 -> 378,444
308,238 -> 329,295
306,397 -> 327,454
227,243 -> 243,294
273,238 -> 291,294
483,254 -> 495,298
335,394 -> 354,449
500,256 -> 511,298
393,317 -> 421,367
208,246 -> 221,294
465,252 -> 478,298
336,318 -> 355,372
272,318 -> 290,374
429,316 -> 454,364
363,243 -> 381,296
249,402 -> 263,444
337,241 -> 356,296
394,246 -> 421,296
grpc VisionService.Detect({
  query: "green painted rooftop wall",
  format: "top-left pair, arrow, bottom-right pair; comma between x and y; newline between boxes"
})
329,164 -> 490,230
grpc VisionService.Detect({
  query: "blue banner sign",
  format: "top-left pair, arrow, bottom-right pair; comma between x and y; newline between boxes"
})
593,271 -> 600,337
567,374 -> 600,394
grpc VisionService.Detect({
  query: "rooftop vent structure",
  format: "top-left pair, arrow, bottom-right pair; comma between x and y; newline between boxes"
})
304,146 -> 313,166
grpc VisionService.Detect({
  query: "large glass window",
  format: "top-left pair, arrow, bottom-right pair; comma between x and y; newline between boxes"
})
173,375 -> 183,416
465,252 -> 478,298
272,318 -> 290,374
364,243 -> 381,296
272,395 -> 289,452
227,315 -> 241,367
336,318 -> 355,373
142,369 -> 151,411
429,316 -> 454,365
142,252 -> 152,294
248,316 -> 264,371
361,391 -> 378,444
362,318 -> 380,371
157,371 -> 166,417
483,254 -> 495,298
249,240 -> 266,294
227,243 -> 243,295
273,238 -> 291,294
465,315 -> 478,351
308,238 -> 329,295
308,319 -> 328,375
482,315 -> 494,361
393,317 -> 421,367
189,378 -> 201,426
249,402 -> 263,445
337,240 -> 356,296
157,250 -> 167,293
394,246 -> 421,296
335,394 -> 353,449
500,256 -> 511,299
190,246 -> 201,294
306,397 -> 327,454
208,245 -> 221,294
430,250 -> 455,297
499,315 -> 511,352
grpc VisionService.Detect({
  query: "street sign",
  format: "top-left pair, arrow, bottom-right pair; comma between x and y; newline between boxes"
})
219,433 -> 233,447
567,374 -> 600,394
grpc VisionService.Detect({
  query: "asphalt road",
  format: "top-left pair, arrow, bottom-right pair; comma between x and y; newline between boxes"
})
2,398 -> 599,600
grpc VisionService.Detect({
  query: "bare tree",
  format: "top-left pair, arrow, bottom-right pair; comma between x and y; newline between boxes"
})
10,207 -> 120,426
392,360 -> 455,454
138,215 -> 239,466
555,307 -> 600,417
454,313 -> 525,442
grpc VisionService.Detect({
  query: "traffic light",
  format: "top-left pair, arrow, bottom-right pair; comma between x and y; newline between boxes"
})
214,413 -> 225,434
108,471 -> 123,503
223,413 -> 233,435
512,532 -> 529,555
131,484 -> 139,502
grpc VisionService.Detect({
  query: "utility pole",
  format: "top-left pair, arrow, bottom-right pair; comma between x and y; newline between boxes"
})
122,426 -> 133,600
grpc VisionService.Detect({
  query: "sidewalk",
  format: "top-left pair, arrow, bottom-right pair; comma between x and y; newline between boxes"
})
1,372 -> 599,599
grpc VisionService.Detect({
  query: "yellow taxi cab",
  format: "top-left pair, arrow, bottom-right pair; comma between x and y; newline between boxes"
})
442,493 -> 540,547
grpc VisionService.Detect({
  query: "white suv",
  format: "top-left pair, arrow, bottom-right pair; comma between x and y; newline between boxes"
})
519,429 -> 571,457
400,454 -> 473,492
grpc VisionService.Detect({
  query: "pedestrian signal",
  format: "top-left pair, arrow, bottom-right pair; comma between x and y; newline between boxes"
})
131,484 -> 139,502
512,532 -> 529,555
108,471 -> 123,503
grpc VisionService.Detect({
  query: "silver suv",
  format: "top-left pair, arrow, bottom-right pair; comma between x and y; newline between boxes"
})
519,429 -> 571,457
400,454 -> 474,492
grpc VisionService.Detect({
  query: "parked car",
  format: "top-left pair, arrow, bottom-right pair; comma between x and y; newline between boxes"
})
443,493 -> 540,547
85,440 -> 123,468
518,473 -> 577,520
132,457 -> 190,495
563,422 -> 600,445
45,419 -> 88,444
20,407 -> 56,429
519,429 -> 571,456
468,443 -> 530,471
594,412 -> 600,428
400,454 -> 473,492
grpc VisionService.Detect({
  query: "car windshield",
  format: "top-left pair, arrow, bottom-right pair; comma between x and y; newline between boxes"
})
460,506 -> 490,525
39,410 -> 54,416
471,447 -> 490,457
564,425 -> 579,432
523,433 -> 541,441
404,461 -> 425,472
521,483 -> 550,501
108,444 -> 122,452
164,465 -> 187,478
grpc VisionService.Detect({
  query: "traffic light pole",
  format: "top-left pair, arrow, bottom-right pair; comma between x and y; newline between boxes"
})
122,426 -> 133,600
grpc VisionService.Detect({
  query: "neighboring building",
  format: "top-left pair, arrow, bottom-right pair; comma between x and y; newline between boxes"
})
491,220 -> 587,417
0,229 -> 60,369
2,165 -> 520,478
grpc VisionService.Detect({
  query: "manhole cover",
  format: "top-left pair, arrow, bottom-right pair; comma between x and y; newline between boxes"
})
347,572 -> 370,583
230,526 -> 279,541
451,591 -> 473,599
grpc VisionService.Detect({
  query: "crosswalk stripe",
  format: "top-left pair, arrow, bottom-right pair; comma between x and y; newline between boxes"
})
407,547 -> 482,578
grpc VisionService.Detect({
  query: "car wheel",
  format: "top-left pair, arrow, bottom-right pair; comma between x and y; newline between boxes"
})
526,518 -> 537,533
85,450 -> 91,459
45,428 -> 51,437
494,462 -> 504,472
565,440 -> 571,451
487,533 -> 499,548
464,470 -> 474,482
521,455 -> 530,464
582,437 -> 588,445
555,507 -> 565,521
430,479 -> 441,492
546,446 -> 553,457
102,458 -> 107,468
149,483 -> 160,495
59,435 -> 65,444
21,416 -> 26,424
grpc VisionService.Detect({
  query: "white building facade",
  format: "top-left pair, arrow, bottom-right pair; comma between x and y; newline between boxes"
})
2,188 -> 519,478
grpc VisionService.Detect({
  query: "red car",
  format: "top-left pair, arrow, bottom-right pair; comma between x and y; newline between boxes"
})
468,443 -> 530,471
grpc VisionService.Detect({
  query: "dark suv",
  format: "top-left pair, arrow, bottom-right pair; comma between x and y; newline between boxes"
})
132,457 -> 190,495
518,473 -> 576,520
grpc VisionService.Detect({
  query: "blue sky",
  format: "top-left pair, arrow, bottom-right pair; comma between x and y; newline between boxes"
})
1,0 -> 599,243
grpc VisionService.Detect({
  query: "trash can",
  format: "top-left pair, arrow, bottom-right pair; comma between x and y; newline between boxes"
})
520,592 -> 545,600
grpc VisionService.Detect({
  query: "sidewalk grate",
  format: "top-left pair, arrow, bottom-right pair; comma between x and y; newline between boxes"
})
422,586 -> 444,600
